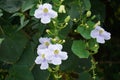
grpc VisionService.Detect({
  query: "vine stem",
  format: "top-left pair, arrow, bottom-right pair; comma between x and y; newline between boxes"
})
90,55 -> 97,80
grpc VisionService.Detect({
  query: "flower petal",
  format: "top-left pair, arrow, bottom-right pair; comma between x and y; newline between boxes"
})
96,36 -> 105,44
34,9 -> 43,18
43,3 -> 52,10
40,61 -> 49,70
102,31 -> 111,40
35,56 -> 42,64
59,52 -> 68,60
39,37 -> 51,44
37,44 -> 46,49
90,29 -> 99,38
38,4 -> 43,10
41,15 -> 51,24
49,10 -> 58,18
51,57 -> 61,65
95,26 -> 103,30
48,44 -> 63,51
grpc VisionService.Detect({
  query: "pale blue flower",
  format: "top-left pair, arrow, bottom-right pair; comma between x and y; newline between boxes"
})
35,49 -> 50,70
90,26 -> 111,44
37,37 -> 51,49
46,44 -> 68,65
34,3 -> 58,24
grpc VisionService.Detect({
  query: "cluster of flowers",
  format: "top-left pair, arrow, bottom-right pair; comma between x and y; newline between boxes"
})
35,37 -> 68,70
34,2 -> 111,70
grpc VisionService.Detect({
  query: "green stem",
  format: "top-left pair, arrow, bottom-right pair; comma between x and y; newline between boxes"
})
90,56 -> 97,80
0,26 -> 5,36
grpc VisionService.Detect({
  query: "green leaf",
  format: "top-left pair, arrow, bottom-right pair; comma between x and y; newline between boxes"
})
0,0 -> 22,13
82,0 -> 91,10
77,21 -> 94,39
0,38 -> 4,44
87,39 -> 99,54
21,0 -> 34,12
6,65 -> 34,80
78,72 -> 92,80
16,15 -> 29,31
16,42 -> 37,68
71,40 -> 90,58
0,31 -> 28,63
60,38 -> 91,72
68,4 -> 80,19
0,9 -> 3,17
77,25 -> 91,39
32,65 -> 50,80
29,6 -> 36,16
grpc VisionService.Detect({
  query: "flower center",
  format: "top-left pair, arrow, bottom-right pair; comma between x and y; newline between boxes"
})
99,29 -> 104,34
54,50 -> 59,55
44,42 -> 49,46
43,8 -> 48,13
41,54 -> 45,58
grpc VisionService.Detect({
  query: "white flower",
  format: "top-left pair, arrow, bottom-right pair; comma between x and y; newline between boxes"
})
90,26 -> 111,44
34,3 -> 58,24
37,37 -> 51,49
46,44 -> 68,65
35,49 -> 50,70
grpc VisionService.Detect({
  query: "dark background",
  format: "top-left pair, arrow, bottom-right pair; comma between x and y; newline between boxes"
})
94,0 -> 120,80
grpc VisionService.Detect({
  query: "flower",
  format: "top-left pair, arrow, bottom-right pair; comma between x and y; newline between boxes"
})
90,26 -> 111,44
34,3 -> 58,24
37,37 -> 51,49
35,49 -> 50,70
46,44 -> 68,65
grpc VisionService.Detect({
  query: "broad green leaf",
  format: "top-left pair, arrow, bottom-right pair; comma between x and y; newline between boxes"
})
16,42 -> 37,68
32,65 -> 50,80
61,38 -> 91,72
82,0 -> 91,10
0,31 -> 28,63
71,40 -> 90,58
0,0 -> 22,13
6,65 -> 34,80
21,0 -> 34,12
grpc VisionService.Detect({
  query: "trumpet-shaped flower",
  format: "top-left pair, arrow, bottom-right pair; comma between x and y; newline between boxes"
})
90,26 -> 111,44
34,3 -> 58,24
35,49 -> 50,70
46,44 -> 68,65
37,37 -> 51,49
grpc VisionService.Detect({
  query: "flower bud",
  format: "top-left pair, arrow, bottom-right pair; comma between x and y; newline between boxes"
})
64,15 -> 70,23
91,15 -> 96,20
86,11 -> 91,17
58,5 -> 66,13
94,21 -> 101,28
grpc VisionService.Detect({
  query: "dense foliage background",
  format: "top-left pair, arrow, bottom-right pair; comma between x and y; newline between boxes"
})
0,0 -> 120,80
